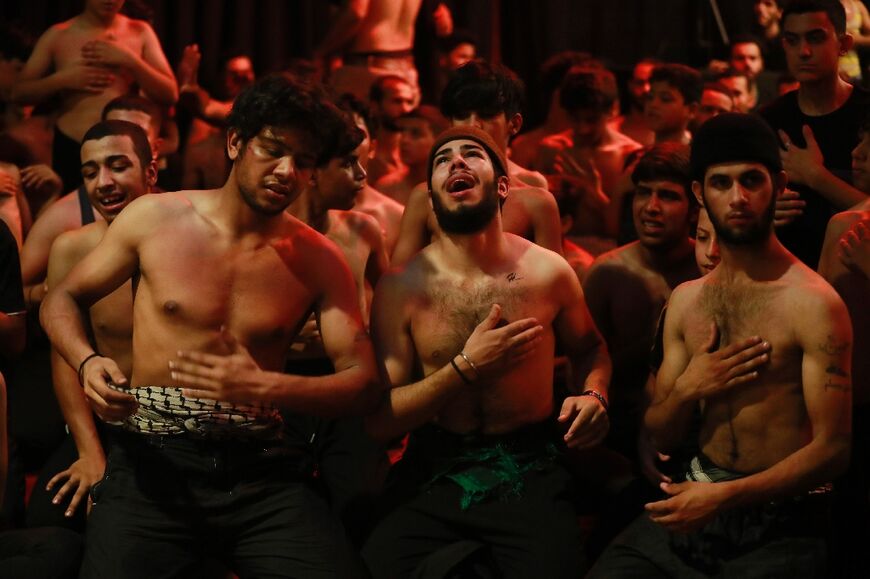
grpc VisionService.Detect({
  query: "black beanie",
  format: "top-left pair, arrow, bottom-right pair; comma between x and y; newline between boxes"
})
690,113 -> 782,182
427,125 -> 509,191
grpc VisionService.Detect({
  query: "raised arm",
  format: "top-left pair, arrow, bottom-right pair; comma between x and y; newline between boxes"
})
80,21 -> 178,105
365,271 -> 545,443
12,26 -> 115,104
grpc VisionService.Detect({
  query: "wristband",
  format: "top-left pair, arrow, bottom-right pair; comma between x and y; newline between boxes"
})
580,390 -> 608,411
77,352 -> 100,387
450,357 -> 473,385
459,351 -> 479,377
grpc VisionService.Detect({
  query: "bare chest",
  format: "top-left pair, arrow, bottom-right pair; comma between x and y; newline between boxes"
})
138,234 -> 316,339
53,23 -> 143,70
410,273 -> 553,368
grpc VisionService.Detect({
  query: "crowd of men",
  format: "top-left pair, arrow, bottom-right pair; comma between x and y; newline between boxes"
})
0,0 -> 869,577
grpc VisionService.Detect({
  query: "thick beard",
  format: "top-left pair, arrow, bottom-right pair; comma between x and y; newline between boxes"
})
704,192 -> 776,247
431,181 -> 499,235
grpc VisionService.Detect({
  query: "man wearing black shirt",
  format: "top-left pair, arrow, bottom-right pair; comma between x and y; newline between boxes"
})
758,0 -> 869,268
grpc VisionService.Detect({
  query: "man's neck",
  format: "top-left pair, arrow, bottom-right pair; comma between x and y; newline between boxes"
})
80,8 -> 117,28
435,218 -> 508,273
637,237 -> 695,272
215,179 -> 285,240
286,189 -> 329,233
716,232 -> 790,281
374,129 -> 402,161
797,75 -> 853,116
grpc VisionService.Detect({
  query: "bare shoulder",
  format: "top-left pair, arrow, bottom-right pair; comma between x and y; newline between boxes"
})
334,209 -> 382,240
50,222 -> 104,265
665,276 -> 706,321
512,166 -> 549,190
509,233 -> 572,281
782,262 -> 849,320
826,209 -> 868,240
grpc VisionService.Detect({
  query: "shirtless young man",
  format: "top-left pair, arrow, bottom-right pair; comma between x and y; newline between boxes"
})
20,94 -> 162,309
40,75 -> 378,578
391,61 -> 562,264
361,125 -> 611,578
583,143 -> 699,460
510,51 -> 598,168
316,0 -> 425,102
535,66 -> 643,240
590,113 -> 852,578
338,95 -> 404,253
28,120 -> 155,531
12,0 -> 176,193
374,105 -> 447,205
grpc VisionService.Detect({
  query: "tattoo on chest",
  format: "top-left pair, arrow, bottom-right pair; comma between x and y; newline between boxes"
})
506,272 -> 523,283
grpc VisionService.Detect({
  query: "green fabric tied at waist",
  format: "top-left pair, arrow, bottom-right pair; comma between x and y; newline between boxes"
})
426,442 -> 558,510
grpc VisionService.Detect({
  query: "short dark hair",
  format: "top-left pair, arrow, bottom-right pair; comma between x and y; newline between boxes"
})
441,60 -> 525,120
369,75 -> 411,105
559,66 -> 617,116
782,0 -> 847,35
400,105 -> 449,135
632,142 -> 696,207
82,120 -> 153,170
336,93 -> 371,131
650,64 -> 703,104
101,94 -> 163,129
540,51 -> 598,105
730,34 -> 764,54
227,74 -> 333,163
321,107 -> 365,165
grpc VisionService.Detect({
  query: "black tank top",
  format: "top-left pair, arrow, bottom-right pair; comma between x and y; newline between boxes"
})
77,186 -> 95,225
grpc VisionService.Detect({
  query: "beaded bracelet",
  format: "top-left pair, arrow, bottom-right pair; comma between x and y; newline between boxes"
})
580,390 -> 609,412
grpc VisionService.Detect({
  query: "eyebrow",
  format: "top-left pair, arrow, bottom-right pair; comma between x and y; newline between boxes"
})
81,154 -> 132,170
435,143 -> 486,157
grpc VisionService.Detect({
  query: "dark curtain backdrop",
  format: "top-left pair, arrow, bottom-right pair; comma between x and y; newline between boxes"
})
2,0 -> 752,124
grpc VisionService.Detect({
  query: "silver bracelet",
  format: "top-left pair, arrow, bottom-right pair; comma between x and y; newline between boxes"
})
581,390 -> 608,412
459,351 -> 479,377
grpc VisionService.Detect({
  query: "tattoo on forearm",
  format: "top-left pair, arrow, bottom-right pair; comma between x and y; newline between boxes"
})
818,335 -> 849,356
825,364 -> 849,378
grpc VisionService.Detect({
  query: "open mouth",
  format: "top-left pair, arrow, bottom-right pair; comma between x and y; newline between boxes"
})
98,192 -> 126,211
445,173 -> 475,194
265,184 -> 291,197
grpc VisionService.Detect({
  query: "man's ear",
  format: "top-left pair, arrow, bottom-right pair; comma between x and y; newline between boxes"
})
227,128 -> 243,160
497,174 -> 510,199
691,180 -> 704,206
840,32 -> 855,55
508,113 -> 523,136
686,101 -> 699,121
774,170 -> 788,197
145,159 -> 158,189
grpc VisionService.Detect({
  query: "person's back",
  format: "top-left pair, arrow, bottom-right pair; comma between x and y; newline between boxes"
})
349,0 -> 423,52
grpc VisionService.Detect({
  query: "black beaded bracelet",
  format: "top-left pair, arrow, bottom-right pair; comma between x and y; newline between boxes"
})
581,390 -> 608,411
77,352 -> 100,387
450,357 -> 473,385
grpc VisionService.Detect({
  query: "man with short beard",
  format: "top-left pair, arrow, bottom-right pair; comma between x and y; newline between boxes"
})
362,125 -> 611,578
589,113 -> 851,578
41,75 -> 378,578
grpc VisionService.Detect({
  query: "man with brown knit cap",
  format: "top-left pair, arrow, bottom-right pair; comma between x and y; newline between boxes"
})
362,125 -> 611,578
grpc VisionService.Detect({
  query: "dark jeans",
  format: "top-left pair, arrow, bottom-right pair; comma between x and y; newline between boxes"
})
588,496 -> 830,579
0,526 -> 82,579
80,431 -> 363,579
362,424 -> 585,579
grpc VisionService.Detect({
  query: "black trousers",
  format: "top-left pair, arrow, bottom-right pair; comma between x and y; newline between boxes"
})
80,431 -> 363,579
0,526 -> 82,579
362,424 -> 585,579
587,495 -> 830,579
